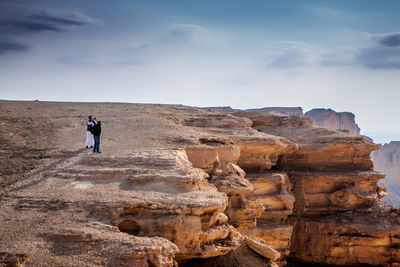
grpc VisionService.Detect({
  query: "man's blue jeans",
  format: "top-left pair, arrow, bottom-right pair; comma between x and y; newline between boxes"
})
93,135 -> 100,153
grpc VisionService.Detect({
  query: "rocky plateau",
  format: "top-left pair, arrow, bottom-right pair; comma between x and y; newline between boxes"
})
0,100 -> 399,266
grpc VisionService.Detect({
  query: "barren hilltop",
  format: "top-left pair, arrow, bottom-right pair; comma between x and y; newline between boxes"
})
1,100 -> 399,267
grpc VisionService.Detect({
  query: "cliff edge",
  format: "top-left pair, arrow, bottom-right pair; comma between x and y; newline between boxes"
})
0,101 -> 398,266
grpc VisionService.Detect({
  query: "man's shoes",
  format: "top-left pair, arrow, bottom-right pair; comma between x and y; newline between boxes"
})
97,151 -> 102,153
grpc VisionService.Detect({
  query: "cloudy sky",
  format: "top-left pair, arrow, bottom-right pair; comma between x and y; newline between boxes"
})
1,0 -> 400,143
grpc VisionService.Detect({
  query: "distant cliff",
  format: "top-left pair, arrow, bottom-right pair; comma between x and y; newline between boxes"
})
305,108 -> 360,136
372,141 -> 400,207
206,106 -> 303,116
246,107 -> 303,116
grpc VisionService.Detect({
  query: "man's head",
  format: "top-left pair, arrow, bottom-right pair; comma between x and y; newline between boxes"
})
97,121 -> 101,126
88,115 -> 92,121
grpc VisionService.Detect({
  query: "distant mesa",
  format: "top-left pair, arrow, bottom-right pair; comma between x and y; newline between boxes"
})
304,108 -> 360,136
206,106 -> 303,116
205,106 -> 238,113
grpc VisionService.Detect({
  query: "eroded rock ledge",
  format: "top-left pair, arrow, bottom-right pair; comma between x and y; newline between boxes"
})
1,102 -> 399,267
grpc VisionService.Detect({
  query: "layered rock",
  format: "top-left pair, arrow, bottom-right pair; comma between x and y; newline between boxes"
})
288,171 -> 386,216
291,205 -> 400,265
184,137 -> 240,174
233,110 -> 377,171
57,150 -> 242,260
232,109 -> 399,266
2,101 -> 399,266
176,110 -> 299,264
209,163 -> 264,231
183,114 -> 297,172
1,148 -> 244,266
205,106 -> 239,114
305,108 -> 361,136
206,106 -> 303,116
373,141 -> 400,207
247,107 -> 303,116
243,172 -> 295,262
42,224 -> 180,267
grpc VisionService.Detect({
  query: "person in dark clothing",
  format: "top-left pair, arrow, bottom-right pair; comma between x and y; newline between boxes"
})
91,121 -> 101,153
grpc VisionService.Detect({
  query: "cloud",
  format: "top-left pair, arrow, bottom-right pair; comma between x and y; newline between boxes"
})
58,57 -> 95,65
168,23 -> 207,38
267,49 -> 307,68
117,59 -> 144,65
371,32 -> 400,47
265,41 -> 314,69
355,32 -> 400,69
0,4 -> 99,56
356,46 -> 400,69
165,23 -> 226,46
1,10 -> 97,33
0,41 -> 29,54
29,12 -> 96,26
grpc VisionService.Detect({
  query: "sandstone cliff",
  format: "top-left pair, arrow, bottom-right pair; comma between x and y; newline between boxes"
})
206,106 -> 303,117
373,141 -> 400,207
305,108 -> 361,136
303,107 -> 400,209
231,110 -> 398,266
0,101 -> 399,266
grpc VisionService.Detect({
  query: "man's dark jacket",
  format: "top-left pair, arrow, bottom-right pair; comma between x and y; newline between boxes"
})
91,124 -> 101,136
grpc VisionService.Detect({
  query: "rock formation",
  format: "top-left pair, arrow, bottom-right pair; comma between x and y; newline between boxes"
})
246,107 -> 303,116
303,107 -> 400,208
373,141 -> 400,207
232,110 -> 399,265
305,108 -> 361,136
206,106 -> 303,117
1,101 -> 399,266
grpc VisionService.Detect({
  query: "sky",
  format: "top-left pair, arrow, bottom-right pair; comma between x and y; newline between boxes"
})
0,0 -> 400,143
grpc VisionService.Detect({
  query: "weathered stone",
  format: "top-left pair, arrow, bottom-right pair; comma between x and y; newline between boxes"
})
43,224 -> 179,267
233,110 -> 377,171
242,171 -> 294,264
289,171 -> 386,216
244,235 -> 280,260
179,243 -> 279,267
246,172 -> 294,223
246,107 -> 304,116
182,112 -> 252,128
305,108 -> 361,136
2,101 -> 400,267
233,135 -> 297,171
209,163 -> 264,231
242,224 -> 292,257
0,252 -> 29,267
185,138 -> 240,174
290,205 -> 400,266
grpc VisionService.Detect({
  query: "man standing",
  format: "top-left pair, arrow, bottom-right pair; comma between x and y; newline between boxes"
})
92,120 -> 101,153
86,116 -> 94,148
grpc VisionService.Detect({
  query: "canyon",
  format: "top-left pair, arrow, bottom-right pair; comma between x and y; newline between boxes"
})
0,101 -> 399,266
